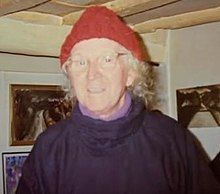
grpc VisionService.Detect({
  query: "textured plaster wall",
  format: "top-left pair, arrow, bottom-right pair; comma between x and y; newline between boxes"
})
168,22 -> 220,160
0,54 -> 63,193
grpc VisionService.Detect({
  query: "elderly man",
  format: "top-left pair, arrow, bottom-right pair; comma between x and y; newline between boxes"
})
16,6 -> 220,194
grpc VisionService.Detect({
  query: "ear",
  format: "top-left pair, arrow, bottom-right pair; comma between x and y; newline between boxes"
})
126,69 -> 137,87
61,62 -> 69,75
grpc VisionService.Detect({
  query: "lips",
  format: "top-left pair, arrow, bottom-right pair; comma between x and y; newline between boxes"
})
87,86 -> 105,94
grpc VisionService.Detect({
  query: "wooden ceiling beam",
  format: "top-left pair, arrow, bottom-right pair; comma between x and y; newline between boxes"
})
124,0 -> 220,25
63,0 -> 180,25
134,6 -> 220,33
3,11 -> 63,25
0,0 -> 49,16
2,0 -> 179,25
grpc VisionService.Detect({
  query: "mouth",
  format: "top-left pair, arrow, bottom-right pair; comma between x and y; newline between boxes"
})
87,87 -> 105,94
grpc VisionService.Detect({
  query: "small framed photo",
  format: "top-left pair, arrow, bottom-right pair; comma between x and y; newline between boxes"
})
2,152 -> 29,194
10,84 -> 73,146
176,84 -> 220,128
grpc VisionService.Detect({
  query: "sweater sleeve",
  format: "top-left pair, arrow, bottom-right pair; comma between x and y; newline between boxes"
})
16,149 -> 40,194
173,121 -> 220,194
16,133 -> 47,194
16,120 -> 68,194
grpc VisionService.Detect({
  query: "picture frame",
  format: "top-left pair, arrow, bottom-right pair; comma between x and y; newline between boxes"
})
10,84 -> 73,146
176,84 -> 220,128
2,152 -> 29,194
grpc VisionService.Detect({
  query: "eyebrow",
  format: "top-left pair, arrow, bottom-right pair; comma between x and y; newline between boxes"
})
71,51 -> 127,57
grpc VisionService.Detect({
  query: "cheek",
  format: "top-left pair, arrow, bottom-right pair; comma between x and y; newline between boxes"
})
68,73 -> 86,97
109,69 -> 128,92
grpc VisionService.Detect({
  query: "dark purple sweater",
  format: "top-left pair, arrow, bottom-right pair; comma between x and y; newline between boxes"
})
16,100 -> 220,194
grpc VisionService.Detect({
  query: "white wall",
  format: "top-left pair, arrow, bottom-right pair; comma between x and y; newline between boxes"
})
0,53 -> 63,193
168,22 -> 220,160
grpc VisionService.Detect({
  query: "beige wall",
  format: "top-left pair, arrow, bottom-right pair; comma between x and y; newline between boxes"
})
168,22 -> 220,160
0,53 -> 60,73
0,53 -> 64,192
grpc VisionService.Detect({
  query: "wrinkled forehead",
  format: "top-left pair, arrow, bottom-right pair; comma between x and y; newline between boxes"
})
70,38 -> 129,57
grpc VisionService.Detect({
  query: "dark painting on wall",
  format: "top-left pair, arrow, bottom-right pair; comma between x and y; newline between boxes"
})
176,84 -> 220,128
10,84 -> 73,146
2,152 -> 29,194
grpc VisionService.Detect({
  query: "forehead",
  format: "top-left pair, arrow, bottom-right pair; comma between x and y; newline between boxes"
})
70,38 -> 128,56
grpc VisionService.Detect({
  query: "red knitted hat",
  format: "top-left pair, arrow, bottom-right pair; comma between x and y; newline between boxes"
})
60,6 -> 144,66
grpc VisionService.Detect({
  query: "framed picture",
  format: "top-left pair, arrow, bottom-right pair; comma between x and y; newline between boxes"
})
176,84 -> 220,128
2,152 -> 29,194
10,84 -> 73,146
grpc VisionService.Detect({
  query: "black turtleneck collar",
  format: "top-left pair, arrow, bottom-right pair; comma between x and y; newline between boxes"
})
69,99 -> 146,153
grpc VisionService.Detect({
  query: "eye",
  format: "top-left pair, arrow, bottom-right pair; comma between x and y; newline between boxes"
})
104,55 -> 113,63
100,54 -> 116,69
78,60 -> 87,66
73,59 -> 87,69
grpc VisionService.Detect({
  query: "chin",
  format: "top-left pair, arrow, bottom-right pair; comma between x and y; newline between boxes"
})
87,104 -> 108,113
86,102 -> 114,114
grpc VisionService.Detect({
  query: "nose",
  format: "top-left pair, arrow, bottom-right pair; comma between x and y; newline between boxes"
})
87,62 -> 101,80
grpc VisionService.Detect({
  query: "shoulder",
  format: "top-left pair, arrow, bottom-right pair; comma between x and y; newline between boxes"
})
141,110 -> 203,156
39,118 -> 71,139
139,110 -> 193,151
32,117 -> 77,155
142,110 -> 184,135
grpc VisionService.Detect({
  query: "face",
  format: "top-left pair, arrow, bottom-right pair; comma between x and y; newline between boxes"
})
65,38 -> 136,119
